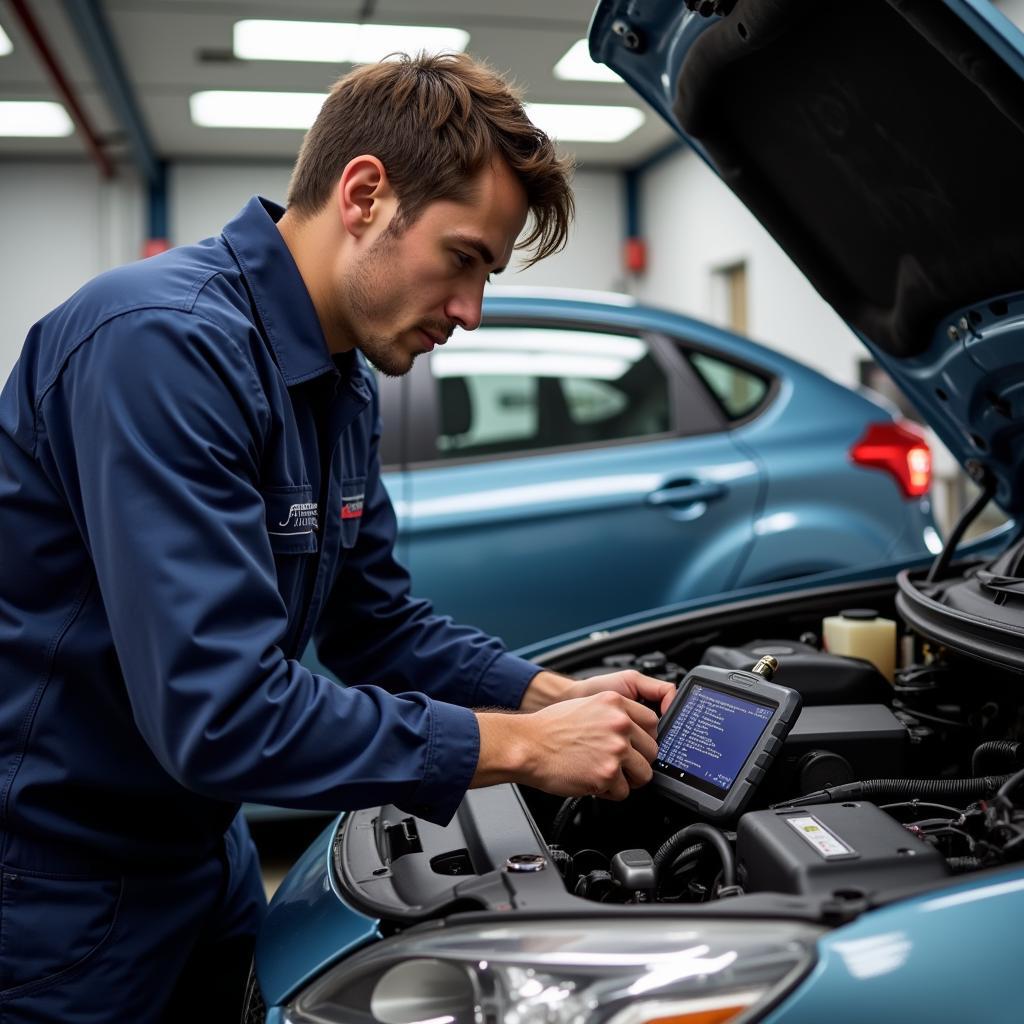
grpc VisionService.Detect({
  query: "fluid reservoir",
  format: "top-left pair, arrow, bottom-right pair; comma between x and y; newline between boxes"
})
822,608 -> 897,683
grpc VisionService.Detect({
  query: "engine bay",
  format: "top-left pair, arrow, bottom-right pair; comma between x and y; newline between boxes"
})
335,574 -> 1024,929
525,584 -> 1024,910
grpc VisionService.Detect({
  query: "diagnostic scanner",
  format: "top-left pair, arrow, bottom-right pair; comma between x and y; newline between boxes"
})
652,659 -> 801,820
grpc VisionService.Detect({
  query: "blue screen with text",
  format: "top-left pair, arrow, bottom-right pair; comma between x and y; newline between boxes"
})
656,683 -> 773,792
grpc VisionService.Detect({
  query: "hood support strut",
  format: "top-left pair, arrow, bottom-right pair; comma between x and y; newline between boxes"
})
926,463 -> 996,584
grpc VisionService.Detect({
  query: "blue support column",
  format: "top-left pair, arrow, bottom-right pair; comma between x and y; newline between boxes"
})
61,0 -> 169,249
621,141 -> 686,275
148,160 -> 169,242
624,167 -> 641,240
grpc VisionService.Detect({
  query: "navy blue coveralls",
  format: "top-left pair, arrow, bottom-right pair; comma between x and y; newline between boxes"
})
0,197 -> 539,1021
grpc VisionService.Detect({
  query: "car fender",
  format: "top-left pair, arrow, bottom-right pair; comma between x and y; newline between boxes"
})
254,816 -> 379,1007
735,500 -> 925,588
761,867 -> 1024,1023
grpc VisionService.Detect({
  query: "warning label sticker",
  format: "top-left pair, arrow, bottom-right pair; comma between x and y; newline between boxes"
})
786,815 -> 854,859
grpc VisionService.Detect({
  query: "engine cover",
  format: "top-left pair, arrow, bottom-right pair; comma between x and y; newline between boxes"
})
702,640 -> 891,704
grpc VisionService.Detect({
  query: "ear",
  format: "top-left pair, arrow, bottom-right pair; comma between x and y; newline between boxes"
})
336,155 -> 395,240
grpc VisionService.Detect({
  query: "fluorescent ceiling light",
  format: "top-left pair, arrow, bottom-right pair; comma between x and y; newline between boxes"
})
190,96 -> 646,143
0,24 -> 12,57
190,91 -> 327,130
233,19 -> 469,63
0,101 -> 73,137
554,39 -> 622,83
525,103 -> 644,143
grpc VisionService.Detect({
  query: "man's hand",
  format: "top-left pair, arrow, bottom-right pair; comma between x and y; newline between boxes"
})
472,692 -> 660,801
520,668 -> 676,716
565,670 -> 676,716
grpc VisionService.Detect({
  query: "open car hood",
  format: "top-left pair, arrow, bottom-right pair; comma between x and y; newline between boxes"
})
591,0 -> 1024,513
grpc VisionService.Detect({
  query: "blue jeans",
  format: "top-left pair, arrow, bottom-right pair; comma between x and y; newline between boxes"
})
0,813 -> 267,1023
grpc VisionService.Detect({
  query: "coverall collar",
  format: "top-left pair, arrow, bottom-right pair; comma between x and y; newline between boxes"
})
222,196 -> 337,387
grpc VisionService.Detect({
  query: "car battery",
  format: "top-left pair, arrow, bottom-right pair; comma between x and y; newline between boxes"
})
736,802 -> 949,897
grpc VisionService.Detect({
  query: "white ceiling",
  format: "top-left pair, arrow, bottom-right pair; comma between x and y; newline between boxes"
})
0,0 -> 678,169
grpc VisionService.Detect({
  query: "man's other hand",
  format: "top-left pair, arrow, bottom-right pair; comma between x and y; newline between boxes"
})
472,692 -> 661,801
565,670 -> 676,717
520,668 -> 675,716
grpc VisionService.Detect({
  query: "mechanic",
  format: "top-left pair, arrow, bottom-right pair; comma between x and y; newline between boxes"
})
0,53 -> 674,1023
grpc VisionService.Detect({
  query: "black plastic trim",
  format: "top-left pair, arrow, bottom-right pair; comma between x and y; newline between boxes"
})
896,566 -> 1024,672
335,785 -> 573,923
675,338 -> 780,428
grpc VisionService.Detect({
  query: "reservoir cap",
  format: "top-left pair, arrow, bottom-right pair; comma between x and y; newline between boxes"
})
840,608 -> 879,621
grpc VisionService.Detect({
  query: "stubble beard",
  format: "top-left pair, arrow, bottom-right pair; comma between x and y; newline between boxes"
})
343,228 -> 417,379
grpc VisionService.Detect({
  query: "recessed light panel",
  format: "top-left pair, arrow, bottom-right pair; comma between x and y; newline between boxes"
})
190,91 -> 327,130
0,101 -> 73,137
525,103 -> 644,143
233,20 -> 469,63
190,95 -> 645,143
0,24 -> 13,57
554,39 -> 622,83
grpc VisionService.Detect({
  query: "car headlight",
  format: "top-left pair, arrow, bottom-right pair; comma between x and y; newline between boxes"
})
284,918 -> 821,1024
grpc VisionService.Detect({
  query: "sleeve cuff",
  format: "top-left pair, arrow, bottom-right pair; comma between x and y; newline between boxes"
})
472,651 -> 540,710
403,700 -> 480,826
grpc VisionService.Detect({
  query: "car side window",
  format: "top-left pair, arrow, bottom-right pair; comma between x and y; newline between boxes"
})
688,350 -> 769,420
433,326 -> 671,459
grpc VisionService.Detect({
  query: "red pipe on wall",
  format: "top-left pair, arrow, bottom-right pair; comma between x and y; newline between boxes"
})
8,0 -> 115,178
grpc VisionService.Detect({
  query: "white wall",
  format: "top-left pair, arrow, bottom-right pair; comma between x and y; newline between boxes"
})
492,169 -> 625,292
169,162 -> 293,245
633,146 -> 864,386
170,162 -> 624,292
0,162 -> 143,380
0,159 -> 621,382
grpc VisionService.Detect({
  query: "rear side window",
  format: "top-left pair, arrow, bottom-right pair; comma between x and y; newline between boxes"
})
432,326 -> 671,459
688,351 -> 769,420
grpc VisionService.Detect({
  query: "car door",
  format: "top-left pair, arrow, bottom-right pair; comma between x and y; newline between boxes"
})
397,319 -> 765,649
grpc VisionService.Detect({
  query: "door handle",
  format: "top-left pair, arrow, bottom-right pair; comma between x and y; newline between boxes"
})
646,481 -> 727,507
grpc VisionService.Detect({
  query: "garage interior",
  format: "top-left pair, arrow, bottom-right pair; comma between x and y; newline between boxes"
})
2,0 -> 1022,945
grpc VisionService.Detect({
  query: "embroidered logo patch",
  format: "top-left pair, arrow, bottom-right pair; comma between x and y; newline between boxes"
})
274,501 -> 319,535
341,493 -> 365,520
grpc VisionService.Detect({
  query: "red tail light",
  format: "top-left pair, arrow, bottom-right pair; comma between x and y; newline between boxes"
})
850,421 -> 932,498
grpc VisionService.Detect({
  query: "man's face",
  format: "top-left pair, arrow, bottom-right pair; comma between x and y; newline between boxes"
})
341,159 -> 529,377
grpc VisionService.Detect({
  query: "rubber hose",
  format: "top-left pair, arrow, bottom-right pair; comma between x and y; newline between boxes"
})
855,775 -> 1012,801
550,796 -> 585,846
653,823 -> 735,889
666,842 -> 705,876
781,774 -> 1013,808
995,766 -> 1024,806
972,741 -> 1024,777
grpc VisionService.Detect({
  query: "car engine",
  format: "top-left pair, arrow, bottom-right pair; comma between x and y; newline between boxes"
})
528,589 -> 1024,910
334,562 -> 1024,932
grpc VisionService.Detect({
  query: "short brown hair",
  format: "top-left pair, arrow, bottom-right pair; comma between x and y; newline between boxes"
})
287,52 -> 574,267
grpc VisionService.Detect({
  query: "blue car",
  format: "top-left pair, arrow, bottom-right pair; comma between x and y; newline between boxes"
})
372,288 -> 936,649
252,2 -> 1024,1022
